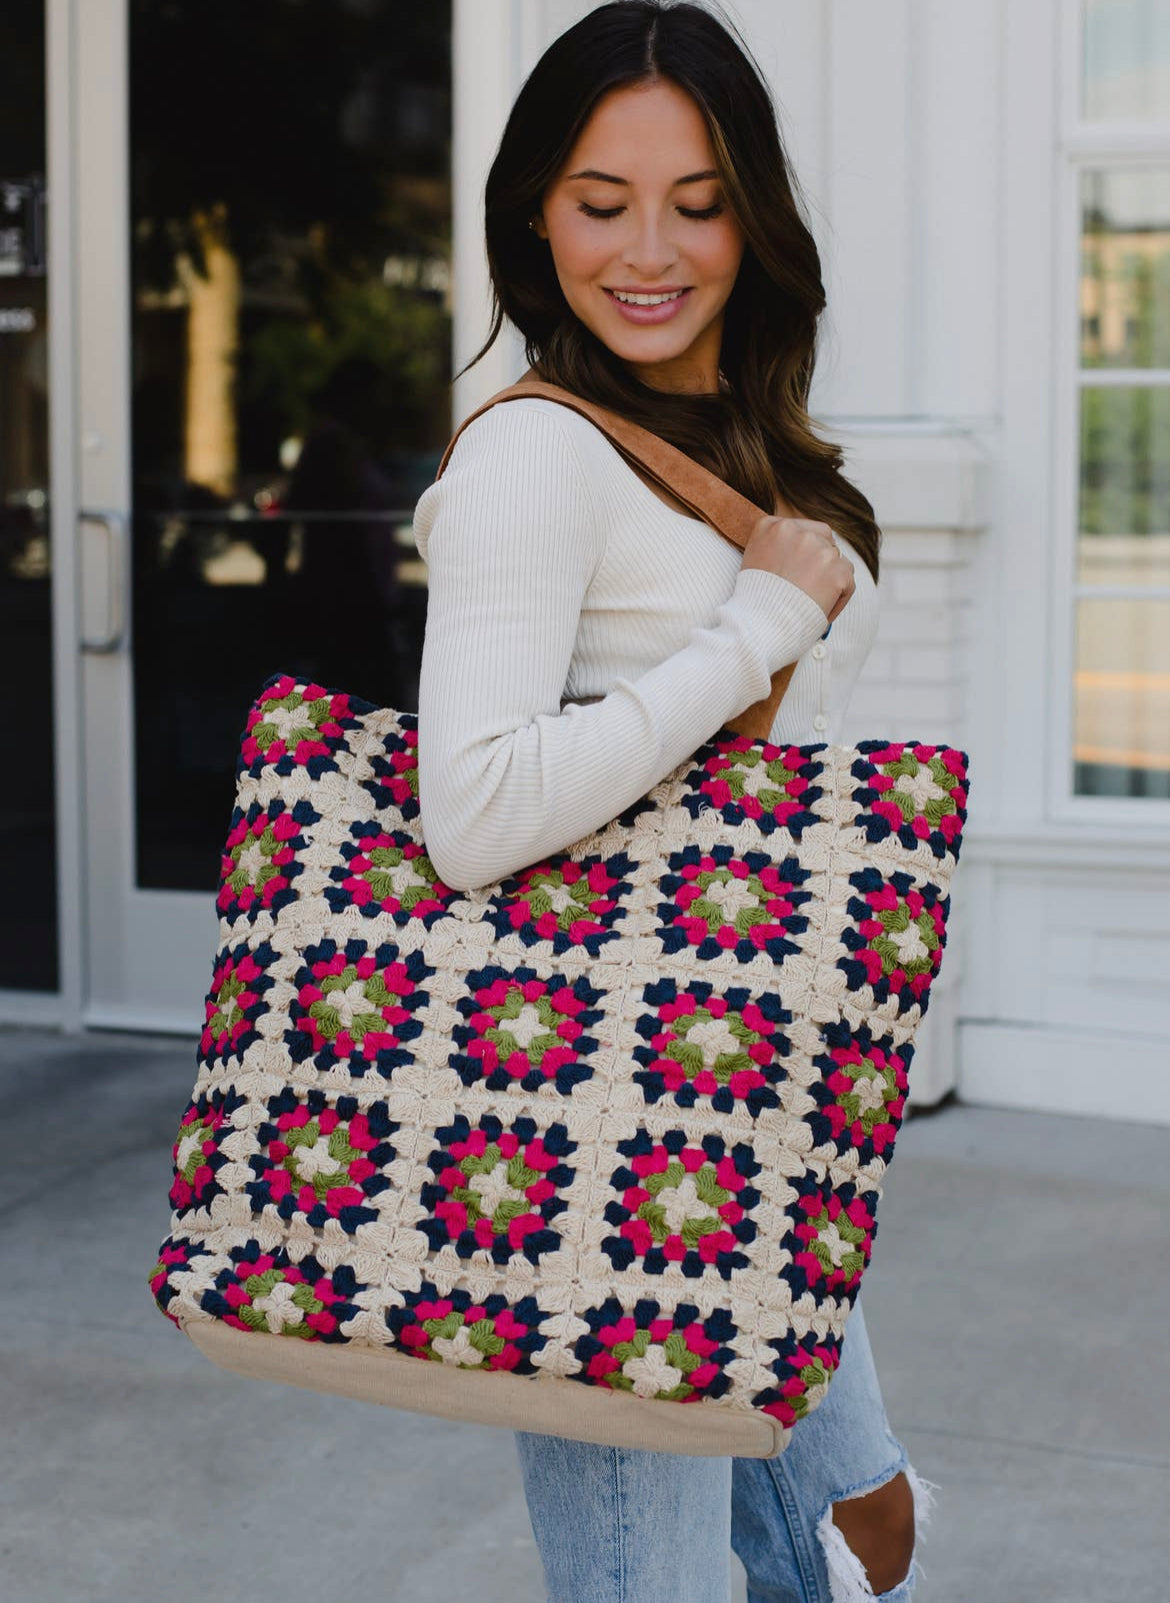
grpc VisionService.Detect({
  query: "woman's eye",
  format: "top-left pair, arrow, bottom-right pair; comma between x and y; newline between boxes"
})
575,201 -> 726,221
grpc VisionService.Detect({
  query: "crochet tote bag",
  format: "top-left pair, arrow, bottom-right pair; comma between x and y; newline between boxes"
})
149,378 -> 971,1458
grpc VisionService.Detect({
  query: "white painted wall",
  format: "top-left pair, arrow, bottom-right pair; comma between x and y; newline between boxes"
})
451,0 -> 526,418
451,0 -> 1170,1121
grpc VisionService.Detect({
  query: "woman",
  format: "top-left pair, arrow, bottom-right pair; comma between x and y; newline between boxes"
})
413,4 -> 933,1599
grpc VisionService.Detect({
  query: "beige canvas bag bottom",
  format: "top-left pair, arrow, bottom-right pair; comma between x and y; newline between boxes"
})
183,1317 -> 782,1457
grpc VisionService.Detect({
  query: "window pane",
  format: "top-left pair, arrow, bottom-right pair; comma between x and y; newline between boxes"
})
129,0 -> 451,892
1083,0 -> 1170,121
0,0 -> 57,991
1074,597 -> 1170,797
1078,385 -> 1170,583
1081,168 -> 1170,368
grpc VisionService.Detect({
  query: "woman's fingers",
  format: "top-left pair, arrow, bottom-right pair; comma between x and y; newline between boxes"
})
741,515 -> 854,622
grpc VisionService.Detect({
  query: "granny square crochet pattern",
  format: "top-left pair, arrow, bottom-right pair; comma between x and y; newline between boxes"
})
151,672 -> 970,1458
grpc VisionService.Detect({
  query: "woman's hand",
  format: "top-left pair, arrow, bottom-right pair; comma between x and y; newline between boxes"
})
740,515 -> 855,626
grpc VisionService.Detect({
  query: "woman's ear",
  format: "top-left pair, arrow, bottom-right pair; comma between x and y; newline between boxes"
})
530,213 -> 549,240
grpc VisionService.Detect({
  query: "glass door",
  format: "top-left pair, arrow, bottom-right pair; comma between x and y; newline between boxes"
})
1,1 -> 56,1000
72,0 -> 451,1027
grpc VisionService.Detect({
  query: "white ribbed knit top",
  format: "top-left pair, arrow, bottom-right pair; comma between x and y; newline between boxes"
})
412,396 -> 880,892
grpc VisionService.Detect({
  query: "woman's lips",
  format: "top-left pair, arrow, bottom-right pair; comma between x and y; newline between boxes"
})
603,286 -> 693,325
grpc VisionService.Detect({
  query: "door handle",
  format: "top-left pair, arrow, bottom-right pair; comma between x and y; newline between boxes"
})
79,509 -> 129,653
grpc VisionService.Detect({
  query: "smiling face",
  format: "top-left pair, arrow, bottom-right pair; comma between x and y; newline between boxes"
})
532,77 -> 747,394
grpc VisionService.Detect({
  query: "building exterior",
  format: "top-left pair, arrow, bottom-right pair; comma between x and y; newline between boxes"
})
3,1 -> 1168,1122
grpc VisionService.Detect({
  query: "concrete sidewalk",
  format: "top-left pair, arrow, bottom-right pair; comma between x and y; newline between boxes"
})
1,1025 -> 1166,1602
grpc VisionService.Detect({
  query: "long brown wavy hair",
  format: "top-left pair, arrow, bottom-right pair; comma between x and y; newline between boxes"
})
460,0 -> 880,584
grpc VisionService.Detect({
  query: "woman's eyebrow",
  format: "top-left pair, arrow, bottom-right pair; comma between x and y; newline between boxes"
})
563,167 -> 718,185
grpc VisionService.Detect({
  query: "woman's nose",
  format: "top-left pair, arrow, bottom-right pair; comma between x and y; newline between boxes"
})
620,213 -> 678,278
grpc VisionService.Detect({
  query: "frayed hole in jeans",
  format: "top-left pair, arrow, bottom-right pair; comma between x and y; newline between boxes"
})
815,1462 -> 937,1601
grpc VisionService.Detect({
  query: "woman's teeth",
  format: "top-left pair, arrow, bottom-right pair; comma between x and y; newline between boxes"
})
609,289 -> 687,305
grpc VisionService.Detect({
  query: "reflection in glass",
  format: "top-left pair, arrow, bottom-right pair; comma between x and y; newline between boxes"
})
1081,168 -> 1170,368
130,1 -> 451,891
1078,386 -> 1170,586
1074,598 -> 1170,798
1082,0 -> 1170,121
0,0 -> 57,991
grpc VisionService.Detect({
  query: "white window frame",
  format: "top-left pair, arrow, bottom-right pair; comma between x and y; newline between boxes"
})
1050,2 -> 1170,826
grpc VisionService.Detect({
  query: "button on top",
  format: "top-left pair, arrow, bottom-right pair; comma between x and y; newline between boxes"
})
811,642 -> 827,659
812,714 -> 828,731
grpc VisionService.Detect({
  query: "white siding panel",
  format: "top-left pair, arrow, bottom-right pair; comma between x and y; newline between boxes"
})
732,0 -> 828,201
914,0 -> 1002,421
961,1021 -> 1170,1125
819,1 -> 915,417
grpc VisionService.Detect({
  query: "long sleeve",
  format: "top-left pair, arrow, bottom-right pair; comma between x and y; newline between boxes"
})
413,401 -> 830,892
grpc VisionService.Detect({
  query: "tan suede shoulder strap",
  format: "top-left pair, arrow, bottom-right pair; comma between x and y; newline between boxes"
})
437,376 -> 768,552
433,375 -> 797,740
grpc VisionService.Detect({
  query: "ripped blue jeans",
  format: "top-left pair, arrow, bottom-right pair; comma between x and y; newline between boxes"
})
513,1303 -> 933,1603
